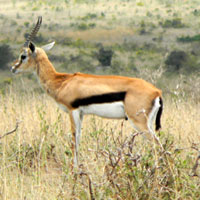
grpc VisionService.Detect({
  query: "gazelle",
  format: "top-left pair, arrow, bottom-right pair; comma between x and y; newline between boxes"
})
11,16 -> 163,167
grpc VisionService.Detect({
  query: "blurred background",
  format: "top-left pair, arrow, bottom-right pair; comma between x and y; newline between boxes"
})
0,0 -> 199,99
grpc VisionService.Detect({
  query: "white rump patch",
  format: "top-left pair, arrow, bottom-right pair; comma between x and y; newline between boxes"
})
147,97 -> 164,150
148,97 -> 160,130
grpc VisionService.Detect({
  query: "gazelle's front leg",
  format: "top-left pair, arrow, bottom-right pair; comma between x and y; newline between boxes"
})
69,109 -> 83,167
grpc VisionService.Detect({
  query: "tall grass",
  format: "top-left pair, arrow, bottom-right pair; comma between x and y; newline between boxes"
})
0,0 -> 200,198
0,83 -> 199,199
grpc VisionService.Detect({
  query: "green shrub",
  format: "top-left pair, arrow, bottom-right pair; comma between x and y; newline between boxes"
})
71,22 -> 96,30
137,2 -> 144,6
73,39 -> 86,48
81,13 -> 98,20
192,9 -> 200,16
94,131 -> 200,199
0,44 -> 14,70
60,53 -> 96,73
165,51 -> 199,73
95,46 -> 113,66
57,37 -> 73,46
78,23 -> 88,30
24,21 -> 30,28
160,18 -> 185,28
165,50 -> 188,71
177,34 -> 200,43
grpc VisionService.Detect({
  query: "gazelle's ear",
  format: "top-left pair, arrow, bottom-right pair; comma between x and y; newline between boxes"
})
29,42 -> 36,53
41,41 -> 55,51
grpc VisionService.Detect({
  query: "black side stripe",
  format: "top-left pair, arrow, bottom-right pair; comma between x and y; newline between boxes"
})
71,91 -> 126,108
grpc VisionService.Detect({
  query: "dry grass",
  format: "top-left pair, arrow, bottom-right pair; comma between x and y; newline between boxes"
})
0,82 -> 199,199
0,0 -> 200,199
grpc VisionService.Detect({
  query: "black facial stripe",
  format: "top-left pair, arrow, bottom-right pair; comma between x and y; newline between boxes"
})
71,91 -> 126,108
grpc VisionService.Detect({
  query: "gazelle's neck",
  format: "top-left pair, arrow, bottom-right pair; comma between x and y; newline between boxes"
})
35,48 -> 69,97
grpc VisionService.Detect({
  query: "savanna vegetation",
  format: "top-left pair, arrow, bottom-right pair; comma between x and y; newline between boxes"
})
0,0 -> 199,199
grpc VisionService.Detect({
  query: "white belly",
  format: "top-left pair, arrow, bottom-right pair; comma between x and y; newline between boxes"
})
57,103 -> 69,113
80,102 -> 126,119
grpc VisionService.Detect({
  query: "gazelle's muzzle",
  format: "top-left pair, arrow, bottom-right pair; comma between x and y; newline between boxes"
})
11,60 -> 22,74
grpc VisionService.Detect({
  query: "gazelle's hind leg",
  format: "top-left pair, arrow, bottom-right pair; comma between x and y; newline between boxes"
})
125,96 -> 163,151
128,115 -> 164,152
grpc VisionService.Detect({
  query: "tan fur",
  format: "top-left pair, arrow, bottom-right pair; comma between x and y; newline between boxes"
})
12,45 -> 163,167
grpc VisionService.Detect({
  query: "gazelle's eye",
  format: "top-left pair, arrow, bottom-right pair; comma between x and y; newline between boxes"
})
21,55 -> 26,60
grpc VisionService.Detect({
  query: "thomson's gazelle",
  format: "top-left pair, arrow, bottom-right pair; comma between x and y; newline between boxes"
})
11,16 -> 163,167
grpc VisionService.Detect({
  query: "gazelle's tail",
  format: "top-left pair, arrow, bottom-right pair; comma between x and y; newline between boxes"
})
155,97 -> 163,131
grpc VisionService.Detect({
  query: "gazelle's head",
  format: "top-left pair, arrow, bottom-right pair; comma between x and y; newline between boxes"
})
11,16 -> 55,74
11,16 -> 42,74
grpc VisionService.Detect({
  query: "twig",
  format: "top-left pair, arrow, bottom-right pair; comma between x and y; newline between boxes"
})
0,121 -> 21,140
191,155 -> 200,177
174,143 -> 200,177
191,144 -> 200,177
128,132 -> 143,154
79,172 -> 95,200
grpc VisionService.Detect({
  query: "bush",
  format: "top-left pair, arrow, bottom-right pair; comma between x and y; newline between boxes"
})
71,22 -> 96,30
177,34 -> 200,43
165,51 -> 200,73
81,13 -> 98,20
60,51 -> 96,73
160,18 -> 185,28
165,50 -> 188,71
96,46 -> 113,66
0,44 -> 14,70
24,21 -> 30,28
192,9 -> 200,16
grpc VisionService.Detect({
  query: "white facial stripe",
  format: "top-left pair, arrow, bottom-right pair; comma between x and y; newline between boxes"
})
80,101 -> 126,119
15,62 -> 20,66
20,49 -> 28,62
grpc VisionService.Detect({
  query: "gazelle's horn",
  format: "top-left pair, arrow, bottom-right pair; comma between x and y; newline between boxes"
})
24,16 -> 42,47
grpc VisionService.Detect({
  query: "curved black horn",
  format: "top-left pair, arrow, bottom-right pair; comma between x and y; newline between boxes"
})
24,16 -> 42,47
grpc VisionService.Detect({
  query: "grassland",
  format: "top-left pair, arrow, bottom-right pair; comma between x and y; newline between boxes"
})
0,0 -> 200,199
0,80 -> 200,199
0,80 -> 199,199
